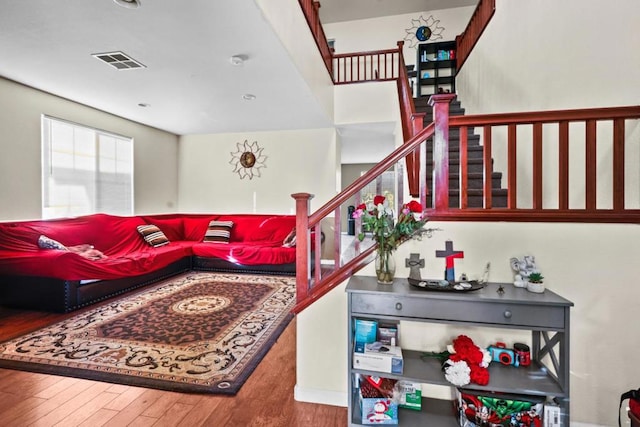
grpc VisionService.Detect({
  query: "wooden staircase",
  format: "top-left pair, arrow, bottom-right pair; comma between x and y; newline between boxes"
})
414,96 -> 508,208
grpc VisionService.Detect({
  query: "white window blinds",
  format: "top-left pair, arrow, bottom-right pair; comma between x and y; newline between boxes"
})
41,116 -> 133,219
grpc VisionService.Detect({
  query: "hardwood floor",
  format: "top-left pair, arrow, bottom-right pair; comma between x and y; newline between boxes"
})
0,306 -> 347,426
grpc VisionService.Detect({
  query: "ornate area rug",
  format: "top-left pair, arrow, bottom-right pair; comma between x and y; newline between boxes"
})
0,272 -> 295,394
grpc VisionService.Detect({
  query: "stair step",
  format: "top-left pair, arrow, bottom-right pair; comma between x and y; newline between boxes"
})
426,189 -> 509,208
422,129 -> 481,144
426,173 -> 502,190
414,96 -> 461,109
424,158 -> 489,174
425,145 -> 484,160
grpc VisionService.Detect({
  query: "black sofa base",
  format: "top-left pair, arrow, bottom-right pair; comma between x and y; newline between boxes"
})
0,258 -> 192,313
192,256 -> 296,276
0,257 -> 300,313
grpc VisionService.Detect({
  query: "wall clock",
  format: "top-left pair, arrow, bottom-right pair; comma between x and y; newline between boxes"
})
404,15 -> 445,48
230,140 -> 267,180
415,26 -> 432,42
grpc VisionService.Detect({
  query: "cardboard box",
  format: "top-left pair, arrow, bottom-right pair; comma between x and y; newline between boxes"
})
359,393 -> 398,425
377,325 -> 398,346
397,380 -> 421,411
354,319 -> 377,353
353,343 -> 403,374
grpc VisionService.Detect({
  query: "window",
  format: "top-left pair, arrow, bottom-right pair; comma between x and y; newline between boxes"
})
41,116 -> 133,219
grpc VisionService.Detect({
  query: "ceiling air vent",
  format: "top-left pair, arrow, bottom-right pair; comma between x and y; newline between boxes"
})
92,51 -> 146,70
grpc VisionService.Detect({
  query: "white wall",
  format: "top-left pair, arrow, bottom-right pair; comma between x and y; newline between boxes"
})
457,0 -> 640,114
455,0 -> 640,210
297,221 -> 640,426
178,128 -> 337,214
0,77 -> 179,221
256,0 -> 335,123
324,7 -> 475,67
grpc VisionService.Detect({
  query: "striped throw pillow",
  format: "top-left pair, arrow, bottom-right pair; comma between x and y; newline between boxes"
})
203,220 -> 234,243
137,224 -> 170,247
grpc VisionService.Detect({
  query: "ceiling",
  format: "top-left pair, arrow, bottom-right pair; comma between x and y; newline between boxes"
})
0,0 -> 476,136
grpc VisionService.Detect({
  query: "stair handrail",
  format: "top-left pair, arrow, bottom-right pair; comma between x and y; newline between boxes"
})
298,0 -> 333,77
455,0 -> 496,71
292,122 -> 435,313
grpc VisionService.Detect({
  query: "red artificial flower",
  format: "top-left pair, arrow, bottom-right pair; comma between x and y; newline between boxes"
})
373,195 -> 386,206
453,335 -> 474,348
356,203 -> 366,211
406,200 -> 422,213
451,335 -> 484,372
469,365 -> 490,386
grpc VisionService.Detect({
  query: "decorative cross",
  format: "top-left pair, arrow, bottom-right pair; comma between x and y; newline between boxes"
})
435,240 -> 464,282
405,253 -> 425,280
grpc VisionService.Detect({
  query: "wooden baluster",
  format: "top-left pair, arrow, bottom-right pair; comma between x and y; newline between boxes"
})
507,124 -> 517,209
313,222 -> 322,284
585,120 -> 597,211
292,193 -> 313,304
396,162 -> 405,210
533,122 -> 543,210
412,112 -> 426,199
613,118 -> 625,212
333,207 -> 341,269
391,52 -> 395,78
429,94 -> 455,210
559,121 -> 569,210
483,125 -> 493,209
419,132 -> 428,209
460,126 -> 469,209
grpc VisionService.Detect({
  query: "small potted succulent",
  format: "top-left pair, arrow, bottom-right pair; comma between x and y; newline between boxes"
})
526,272 -> 545,293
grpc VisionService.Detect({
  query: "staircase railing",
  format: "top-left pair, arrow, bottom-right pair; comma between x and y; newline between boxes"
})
428,105 -> 640,222
333,47 -> 401,84
292,121 -> 436,313
455,0 -> 496,71
298,0 -> 333,77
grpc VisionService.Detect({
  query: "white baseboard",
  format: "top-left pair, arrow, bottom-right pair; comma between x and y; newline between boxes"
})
294,385 -> 347,407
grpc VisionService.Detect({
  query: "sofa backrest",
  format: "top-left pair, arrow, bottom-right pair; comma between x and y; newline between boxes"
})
0,214 -> 148,253
0,213 -> 299,252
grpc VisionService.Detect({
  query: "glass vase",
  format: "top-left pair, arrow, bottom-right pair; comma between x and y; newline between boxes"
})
375,249 -> 396,285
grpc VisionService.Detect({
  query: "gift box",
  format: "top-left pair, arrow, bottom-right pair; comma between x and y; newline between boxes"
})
455,390 -> 544,427
359,378 -> 399,425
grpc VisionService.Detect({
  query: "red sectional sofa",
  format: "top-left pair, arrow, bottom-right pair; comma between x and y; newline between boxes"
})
0,213 -> 305,312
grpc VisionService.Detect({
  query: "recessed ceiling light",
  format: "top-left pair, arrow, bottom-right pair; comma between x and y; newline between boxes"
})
230,55 -> 248,66
242,94 -> 256,101
113,0 -> 141,9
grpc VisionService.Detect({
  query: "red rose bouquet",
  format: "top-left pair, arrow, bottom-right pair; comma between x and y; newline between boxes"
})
352,194 -> 433,254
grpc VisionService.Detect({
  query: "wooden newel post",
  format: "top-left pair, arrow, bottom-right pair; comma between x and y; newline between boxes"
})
292,192 -> 314,304
428,94 -> 456,210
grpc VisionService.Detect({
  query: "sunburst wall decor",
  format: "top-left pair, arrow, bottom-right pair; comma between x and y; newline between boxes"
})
230,140 -> 267,180
403,15 -> 445,48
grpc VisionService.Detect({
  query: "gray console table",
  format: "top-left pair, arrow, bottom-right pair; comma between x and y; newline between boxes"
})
346,276 -> 573,426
